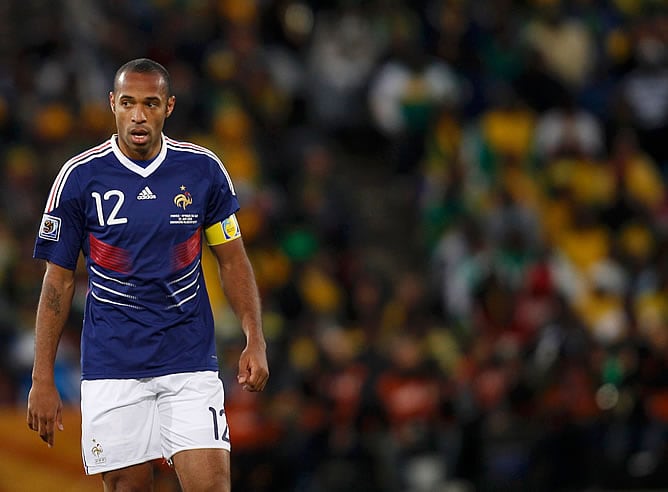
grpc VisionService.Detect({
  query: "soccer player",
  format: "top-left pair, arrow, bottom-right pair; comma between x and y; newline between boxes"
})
26,58 -> 269,491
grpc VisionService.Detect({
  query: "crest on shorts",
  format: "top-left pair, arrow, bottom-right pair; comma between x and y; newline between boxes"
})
91,439 -> 106,464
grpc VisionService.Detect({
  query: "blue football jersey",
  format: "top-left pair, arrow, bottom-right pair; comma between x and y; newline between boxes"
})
33,134 -> 240,380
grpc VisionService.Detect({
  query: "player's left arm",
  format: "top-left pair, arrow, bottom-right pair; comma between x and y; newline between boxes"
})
209,233 -> 268,392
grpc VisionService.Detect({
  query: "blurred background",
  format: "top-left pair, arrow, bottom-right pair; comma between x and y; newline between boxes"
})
2,0 -> 668,491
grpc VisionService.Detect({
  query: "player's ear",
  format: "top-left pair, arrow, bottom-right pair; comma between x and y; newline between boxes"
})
166,95 -> 176,118
109,92 -> 116,113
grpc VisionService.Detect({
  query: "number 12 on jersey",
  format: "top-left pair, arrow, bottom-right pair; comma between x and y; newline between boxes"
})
92,190 -> 128,226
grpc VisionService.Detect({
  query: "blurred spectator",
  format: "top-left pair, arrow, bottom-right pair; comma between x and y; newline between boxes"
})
306,4 -> 383,133
522,0 -> 596,91
533,92 -> 605,163
368,16 -> 462,173
616,12 -> 668,169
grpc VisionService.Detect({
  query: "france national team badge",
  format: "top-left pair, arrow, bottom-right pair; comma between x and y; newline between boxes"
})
223,215 -> 240,240
173,185 -> 193,210
39,214 -> 61,241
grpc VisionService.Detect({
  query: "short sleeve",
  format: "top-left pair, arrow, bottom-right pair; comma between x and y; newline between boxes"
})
33,170 -> 85,270
204,157 -> 240,228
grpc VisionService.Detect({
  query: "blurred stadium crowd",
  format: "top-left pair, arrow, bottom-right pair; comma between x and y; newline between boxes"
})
2,0 -> 668,490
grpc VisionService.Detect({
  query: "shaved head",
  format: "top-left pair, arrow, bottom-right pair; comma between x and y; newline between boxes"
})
114,58 -> 172,97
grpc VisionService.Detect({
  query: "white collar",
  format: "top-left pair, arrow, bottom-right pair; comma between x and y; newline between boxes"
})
110,133 -> 167,178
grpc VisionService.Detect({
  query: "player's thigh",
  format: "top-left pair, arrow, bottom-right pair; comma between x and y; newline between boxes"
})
172,448 -> 230,492
102,461 -> 154,492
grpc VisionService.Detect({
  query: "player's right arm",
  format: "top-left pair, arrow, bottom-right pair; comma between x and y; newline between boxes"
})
27,261 -> 75,448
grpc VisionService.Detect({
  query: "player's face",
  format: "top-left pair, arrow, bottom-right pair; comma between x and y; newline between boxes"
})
109,71 -> 175,160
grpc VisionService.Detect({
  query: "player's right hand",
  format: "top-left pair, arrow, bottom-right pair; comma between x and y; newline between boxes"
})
27,382 -> 64,448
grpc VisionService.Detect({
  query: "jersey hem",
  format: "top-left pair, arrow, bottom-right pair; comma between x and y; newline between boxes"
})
32,252 -> 77,271
81,366 -> 219,381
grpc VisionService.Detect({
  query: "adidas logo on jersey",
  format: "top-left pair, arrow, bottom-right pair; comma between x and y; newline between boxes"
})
137,186 -> 157,200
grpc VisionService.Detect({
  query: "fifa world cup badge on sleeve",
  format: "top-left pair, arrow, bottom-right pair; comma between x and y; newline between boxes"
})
39,214 -> 61,241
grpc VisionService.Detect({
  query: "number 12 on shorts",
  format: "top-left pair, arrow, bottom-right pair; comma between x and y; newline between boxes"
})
208,406 -> 230,442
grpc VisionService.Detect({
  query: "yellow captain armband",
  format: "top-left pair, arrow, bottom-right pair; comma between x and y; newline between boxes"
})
205,214 -> 242,245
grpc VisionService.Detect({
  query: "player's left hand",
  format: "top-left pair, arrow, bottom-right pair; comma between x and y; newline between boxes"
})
237,341 -> 269,392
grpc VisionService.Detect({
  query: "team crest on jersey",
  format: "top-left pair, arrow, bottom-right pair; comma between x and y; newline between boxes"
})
173,185 -> 193,210
39,214 -> 61,241
170,185 -> 199,225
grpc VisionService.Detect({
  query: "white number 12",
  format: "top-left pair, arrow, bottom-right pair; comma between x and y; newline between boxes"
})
91,190 -> 128,226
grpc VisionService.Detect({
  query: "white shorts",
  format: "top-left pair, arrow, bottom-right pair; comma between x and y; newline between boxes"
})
81,371 -> 231,475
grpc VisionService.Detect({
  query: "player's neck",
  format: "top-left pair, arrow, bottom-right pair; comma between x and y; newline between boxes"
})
115,135 -> 162,162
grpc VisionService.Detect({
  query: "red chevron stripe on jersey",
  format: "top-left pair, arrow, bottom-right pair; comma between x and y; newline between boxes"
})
172,227 -> 201,272
89,233 -> 132,274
